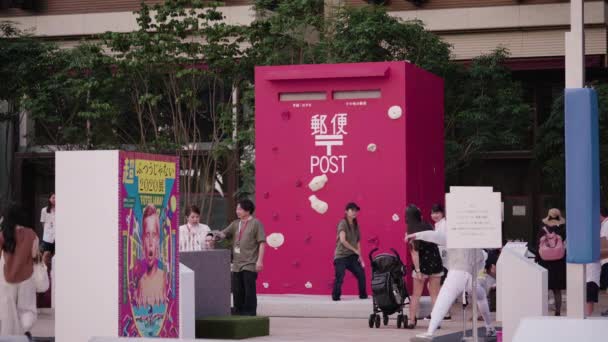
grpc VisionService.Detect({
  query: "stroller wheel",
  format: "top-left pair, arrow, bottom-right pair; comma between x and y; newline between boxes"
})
375,314 -> 381,328
396,314 -> 403,329
383,314 -> 389,326
368,314 -> 375,328
403,315 -> 409,329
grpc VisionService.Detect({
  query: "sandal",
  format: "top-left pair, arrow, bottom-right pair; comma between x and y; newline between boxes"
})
406,317 -> 418,329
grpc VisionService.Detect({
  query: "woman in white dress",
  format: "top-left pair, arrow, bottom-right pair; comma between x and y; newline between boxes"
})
179,205 -> 211,251
0,204 -> 39,341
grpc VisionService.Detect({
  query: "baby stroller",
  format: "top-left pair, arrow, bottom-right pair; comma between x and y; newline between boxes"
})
368,248 -> 410,328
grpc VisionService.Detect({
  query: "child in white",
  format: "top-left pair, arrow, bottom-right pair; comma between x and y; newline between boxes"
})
179,206 -> 211,252
407,230 -> 496,339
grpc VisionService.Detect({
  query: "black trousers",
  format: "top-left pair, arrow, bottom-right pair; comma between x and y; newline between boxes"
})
332,254 -> 367,300
232,270 -> 258,316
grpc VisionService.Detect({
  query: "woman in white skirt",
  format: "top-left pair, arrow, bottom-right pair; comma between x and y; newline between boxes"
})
0,204 -> 39,340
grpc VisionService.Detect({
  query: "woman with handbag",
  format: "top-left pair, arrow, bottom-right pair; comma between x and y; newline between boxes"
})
404,204 -> 443,329
0,204 -> 41,340
536,208 -> 567,316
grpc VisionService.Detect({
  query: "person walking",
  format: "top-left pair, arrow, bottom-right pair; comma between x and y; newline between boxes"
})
426,203 -> 451,321
599,207 -> 608,317
332,202 -> 367,301
39,193 -> 55,267
537,208 -> 567,316
404,205 -> 443,329
406,230 -> 496,340
0,204 -> 40,340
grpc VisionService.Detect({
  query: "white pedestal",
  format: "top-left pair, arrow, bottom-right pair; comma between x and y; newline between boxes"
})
179,264 -> 194,339
51,256 -> 55,309
497,248 -> 548,342
56,151 -> 120,342
513,317 -> 608,342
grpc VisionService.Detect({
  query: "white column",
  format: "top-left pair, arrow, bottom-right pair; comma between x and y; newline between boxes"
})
564,0 -> 587,320
565,0 -> 585,89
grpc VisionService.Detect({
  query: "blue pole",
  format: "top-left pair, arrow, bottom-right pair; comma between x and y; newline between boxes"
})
564,88 -> 601,263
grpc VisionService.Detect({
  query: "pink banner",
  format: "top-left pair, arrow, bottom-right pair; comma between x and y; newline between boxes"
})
118,152 -> 180,337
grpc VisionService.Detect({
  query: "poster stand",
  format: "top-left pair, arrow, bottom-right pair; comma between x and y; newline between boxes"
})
446,186 -> 502,342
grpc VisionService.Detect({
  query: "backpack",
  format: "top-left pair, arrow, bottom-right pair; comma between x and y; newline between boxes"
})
539,226 -> 565,261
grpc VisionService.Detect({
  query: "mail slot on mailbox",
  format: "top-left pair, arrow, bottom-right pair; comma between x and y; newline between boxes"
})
255,61 -> 444,295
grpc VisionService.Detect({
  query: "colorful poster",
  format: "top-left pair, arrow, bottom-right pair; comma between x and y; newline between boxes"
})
118,152 -> 180,337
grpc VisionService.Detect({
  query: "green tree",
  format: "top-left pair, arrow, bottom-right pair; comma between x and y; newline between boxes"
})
247,2 -> 532,176
21,42 -> 124,148
445,48 -> 532,173
245,0 -> 325,66
103,0 -> 251,221
0,22 -> 56,202
323,5 -> 452,76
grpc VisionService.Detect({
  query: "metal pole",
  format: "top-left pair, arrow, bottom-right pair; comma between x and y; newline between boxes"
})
471,260 -> 479,341
462,291 -> 468,341
565,0 -> 587,319
462,254 -> 483,342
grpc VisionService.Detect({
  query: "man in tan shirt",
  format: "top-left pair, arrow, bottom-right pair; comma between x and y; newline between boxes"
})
217,199 -> 266,316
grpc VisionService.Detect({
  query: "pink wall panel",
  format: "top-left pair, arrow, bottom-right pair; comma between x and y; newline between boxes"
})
255,62 -> 444,295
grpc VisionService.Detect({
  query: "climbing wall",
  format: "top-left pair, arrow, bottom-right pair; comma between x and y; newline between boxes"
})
255,61 -> 444,295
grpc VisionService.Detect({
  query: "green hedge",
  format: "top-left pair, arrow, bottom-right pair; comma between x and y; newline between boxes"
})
196,316 -> 270,340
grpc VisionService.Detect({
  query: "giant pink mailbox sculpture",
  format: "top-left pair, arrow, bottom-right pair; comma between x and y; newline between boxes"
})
255,61 -> 444,295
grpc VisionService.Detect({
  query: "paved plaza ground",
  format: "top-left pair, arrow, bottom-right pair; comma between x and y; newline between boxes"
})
29,293 -> 608,341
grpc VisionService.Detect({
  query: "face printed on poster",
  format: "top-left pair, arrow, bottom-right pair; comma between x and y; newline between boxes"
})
119,153 -> 180,338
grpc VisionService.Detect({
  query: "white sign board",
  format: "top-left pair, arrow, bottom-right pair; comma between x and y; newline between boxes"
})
445,186 -> 502,249
512,205 -> 526,216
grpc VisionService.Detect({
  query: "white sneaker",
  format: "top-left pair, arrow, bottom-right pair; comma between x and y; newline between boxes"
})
486,327 -> 497,338
415,332 -> 434,340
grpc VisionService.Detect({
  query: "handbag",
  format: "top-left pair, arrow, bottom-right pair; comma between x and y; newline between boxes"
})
601,236 -> 608,260
33,255 -> 50,293
538,227 -> 566,261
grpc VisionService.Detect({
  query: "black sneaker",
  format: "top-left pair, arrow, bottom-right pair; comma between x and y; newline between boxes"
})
601,309 -> 608,317
444,314 -> 452,320
24,332 -> 32,342
424,315 -> 431,320
359,295 -> 369,299
332,297 -> 341,301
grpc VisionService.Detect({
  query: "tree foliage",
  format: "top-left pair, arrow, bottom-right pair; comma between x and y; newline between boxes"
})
249,2 -> 531,174
445,48 -> 532,172
1,1 -> 536,219
101,0 -> 250,219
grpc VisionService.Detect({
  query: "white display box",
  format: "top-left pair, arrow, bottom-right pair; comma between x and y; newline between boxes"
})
56,151 -> 120,342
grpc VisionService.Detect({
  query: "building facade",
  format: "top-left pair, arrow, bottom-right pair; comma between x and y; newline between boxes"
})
2,0 -> 606,243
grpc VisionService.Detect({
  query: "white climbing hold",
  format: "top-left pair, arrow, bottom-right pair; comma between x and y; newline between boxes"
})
308,174 -> 328,192
308,195 -> 329,214
388,105 -> 403,119
392,214 -> 400,222
263,282 -> 269,289
367,143 -> 377,152
305,281 -> 313,289
267,233 -> 285,249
